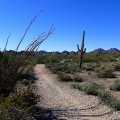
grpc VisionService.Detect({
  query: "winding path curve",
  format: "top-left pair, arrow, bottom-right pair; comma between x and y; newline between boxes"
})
34,64 -> 120,120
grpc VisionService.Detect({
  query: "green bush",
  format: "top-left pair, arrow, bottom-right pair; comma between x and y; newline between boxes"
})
98,90 -> 113,104
72,82 -> 100,95
82,83 -> 99,95
98,90 -> 120,110
0,87 -> 38,119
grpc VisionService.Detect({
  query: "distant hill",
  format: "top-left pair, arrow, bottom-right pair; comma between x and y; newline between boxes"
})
92,48 -> 120,54
106,48 -> 120,53
92,48 -> 105,53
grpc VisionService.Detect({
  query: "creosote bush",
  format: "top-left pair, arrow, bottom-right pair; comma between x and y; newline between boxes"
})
82,83 -> 99,95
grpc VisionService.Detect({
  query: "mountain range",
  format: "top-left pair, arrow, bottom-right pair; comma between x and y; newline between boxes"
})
34,48 -> 120,55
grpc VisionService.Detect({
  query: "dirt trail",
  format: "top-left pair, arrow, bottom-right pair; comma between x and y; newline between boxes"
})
34,64 -> 120,120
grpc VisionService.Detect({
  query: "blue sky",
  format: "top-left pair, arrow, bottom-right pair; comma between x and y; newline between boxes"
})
0,0 -> 120,52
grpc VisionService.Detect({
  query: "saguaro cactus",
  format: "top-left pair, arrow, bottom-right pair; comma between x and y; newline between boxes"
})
77,31 -> 86,69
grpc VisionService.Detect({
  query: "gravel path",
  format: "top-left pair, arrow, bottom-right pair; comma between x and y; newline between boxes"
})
34,64 -> 120,120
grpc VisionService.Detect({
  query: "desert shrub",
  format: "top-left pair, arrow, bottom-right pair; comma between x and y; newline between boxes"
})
48,56 -> 60,63
20,73 -> 37,85
83,53 -> 99,62
97,70 -> 116,78
86,67 -> 95,71
46,63 -> 53,68
98,90 -> 113,104
98,90 -> 120,110
0,87 -> 38,119
110,100 -> 120,110
110,80 -> 120,91
0,52 -> 36,95
85,63 -> 95,71
20,72 -> 36,80
37,55 -> 63,64
37,56 -> 48,64
82,53 -> 120,62
114,64 -> 120,71
50,64 -> 65,74
58,72 -> 83,82
46,62 -> 80,74
58,72 -> 72,82
23,64 -> 35,74
73,74 -> 83,82
82,83 -> 99,95
72,82 -> 100,95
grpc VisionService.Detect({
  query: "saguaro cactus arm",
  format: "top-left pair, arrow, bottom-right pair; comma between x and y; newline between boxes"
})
77,44 -> 80,51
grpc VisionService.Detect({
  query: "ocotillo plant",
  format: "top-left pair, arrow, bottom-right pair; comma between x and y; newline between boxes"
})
77,31 -> 86,69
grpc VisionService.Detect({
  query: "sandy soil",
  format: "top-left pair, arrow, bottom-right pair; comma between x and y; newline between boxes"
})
33,64 -> 120,120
